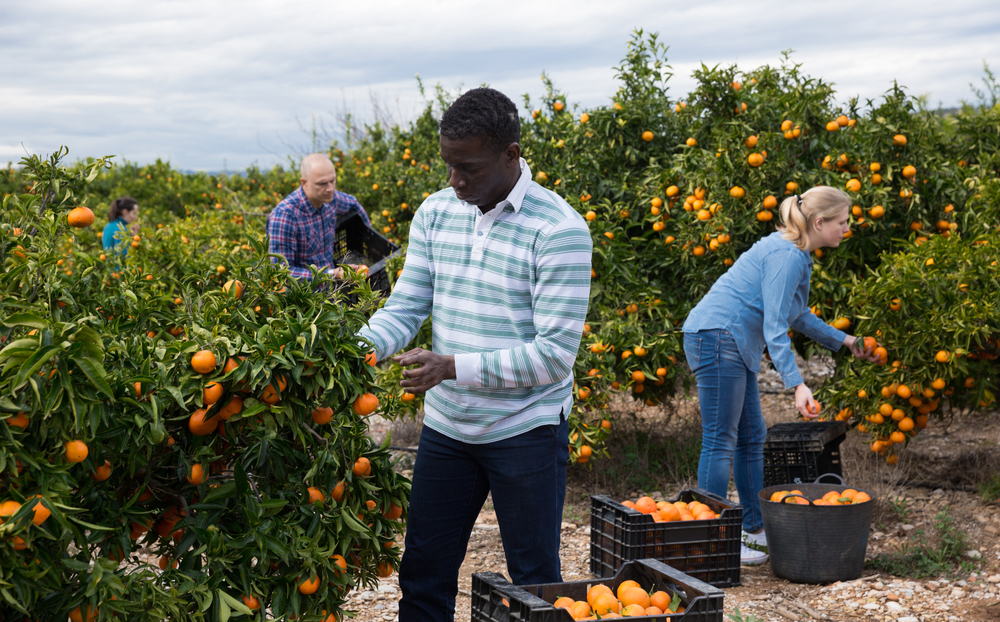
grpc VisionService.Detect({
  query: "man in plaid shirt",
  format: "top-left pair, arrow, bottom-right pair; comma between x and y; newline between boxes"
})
266,153 -> 371,280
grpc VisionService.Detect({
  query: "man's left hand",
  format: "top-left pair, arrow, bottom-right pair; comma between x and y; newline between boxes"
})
393,348 -> 456,394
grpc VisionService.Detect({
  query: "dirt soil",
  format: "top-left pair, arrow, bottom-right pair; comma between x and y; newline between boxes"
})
342,354 -> 1000,622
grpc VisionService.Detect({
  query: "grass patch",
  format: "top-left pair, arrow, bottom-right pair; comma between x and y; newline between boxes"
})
978,473 -> 1000,503
866,505 -> 979,578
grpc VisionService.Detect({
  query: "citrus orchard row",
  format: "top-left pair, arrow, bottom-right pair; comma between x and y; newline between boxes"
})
0,154 -> 406,620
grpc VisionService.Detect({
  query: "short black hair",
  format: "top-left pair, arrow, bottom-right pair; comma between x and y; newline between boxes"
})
439,88 -> 520,153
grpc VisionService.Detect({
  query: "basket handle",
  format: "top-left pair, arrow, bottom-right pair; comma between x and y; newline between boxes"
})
772,493 -> 813,505
814,473 -> 846,485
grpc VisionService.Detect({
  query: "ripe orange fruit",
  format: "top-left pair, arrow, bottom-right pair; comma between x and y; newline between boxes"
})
312,406 -> 334,424
685,137 -> 697,147
242,595 -> 261,611
6,412 -> 29,429
634,497 -> 657,514
298,575 -> 321,595
191,350 -> 217,374
93,460 -> 112,482
935,350 -> 950,363
352,392 -> 379,416
571,601 -> 592,619
587,585 -> 614,608
223,357 -> 240,375
615,581 -> 642,603
331,481 -> 347,503
353,457 -> 372,477
869,205 -> 885,219
65,440 -> 89,463
892,134 -> 907,146
931,378 -> 946,390
223,279 -> 243,299
577,445 -> 592,463
896,384 -> 911,399
383,502 -> 403,520
592,593 -> 620,615
621,587 -> 650,608
650,591 -> 671,611
217,396 -> 243,420
846,179 -> 861,192
745,135 -> 758,148
260,375 -> 288,405
654,503 -> 678,522
642,131 -> 654,142
902,165 -> 916,178
69,605 -> 98,622
554,596 -> 575,612
889,431 -> 906,444
748,153 -> 764,167
826,120 -> 840,132
187,464 -> 205,485
67,206 -> 95,228
203,381 -> 223,405
307,487 -> 325,504
188,408 -> 218,436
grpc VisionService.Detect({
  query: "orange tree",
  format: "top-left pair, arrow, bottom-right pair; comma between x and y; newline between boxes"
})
328,32 -> 1000,462
0,150 -> 406,620
4,32 -> 999,466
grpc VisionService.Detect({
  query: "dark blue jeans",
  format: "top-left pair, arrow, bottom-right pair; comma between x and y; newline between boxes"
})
398,416 -> 569,622
684,329 -> 765,532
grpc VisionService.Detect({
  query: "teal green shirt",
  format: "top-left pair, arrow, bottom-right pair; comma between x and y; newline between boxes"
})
102,218 -> 130,257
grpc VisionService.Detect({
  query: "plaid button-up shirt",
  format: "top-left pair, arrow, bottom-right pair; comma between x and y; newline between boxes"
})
266,187 -> 370,280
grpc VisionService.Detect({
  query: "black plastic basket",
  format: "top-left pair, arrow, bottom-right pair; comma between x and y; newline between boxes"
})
332,213 -> 401,295
762,421 -> 847,488
472,559 -> 725,622
759,475 -> 876,583
589,490 -> 741,588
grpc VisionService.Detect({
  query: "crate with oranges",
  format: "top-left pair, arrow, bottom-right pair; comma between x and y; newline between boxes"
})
471,559 -> 725,622
767,487 -> 871,506
590,490 -> 741,588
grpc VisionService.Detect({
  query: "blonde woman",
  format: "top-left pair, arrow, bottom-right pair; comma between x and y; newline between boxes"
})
682,186 -> 879,565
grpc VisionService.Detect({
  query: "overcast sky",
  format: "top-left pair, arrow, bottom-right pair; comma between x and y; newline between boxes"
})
2,0 -> 998,171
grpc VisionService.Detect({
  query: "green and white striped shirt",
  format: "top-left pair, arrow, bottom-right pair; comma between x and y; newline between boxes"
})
359,158 -> 593,443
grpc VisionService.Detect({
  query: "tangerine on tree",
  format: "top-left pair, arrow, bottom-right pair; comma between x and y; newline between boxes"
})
64,440 -> 89,463
67,206 -> 95,228
191,350 -> 217,373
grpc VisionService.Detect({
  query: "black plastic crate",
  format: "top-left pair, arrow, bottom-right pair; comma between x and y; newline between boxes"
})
472,559 -> 724,622
589,489 -> 741,588
332,213 -> 401,295
763,421 -> 848,488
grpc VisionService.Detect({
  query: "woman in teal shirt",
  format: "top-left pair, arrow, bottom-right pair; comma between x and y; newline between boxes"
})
683,186 -> 879,565
102,197 -> 139,256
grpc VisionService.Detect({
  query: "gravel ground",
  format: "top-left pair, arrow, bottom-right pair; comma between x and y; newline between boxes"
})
331,352 -> 1000,621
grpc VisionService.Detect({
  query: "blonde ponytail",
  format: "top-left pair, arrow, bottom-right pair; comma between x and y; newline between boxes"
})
779,186 -> 851,250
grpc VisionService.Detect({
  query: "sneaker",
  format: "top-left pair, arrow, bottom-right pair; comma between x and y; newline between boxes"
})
741,542 -> 769,566
742,529 -> 768,553
741,530 -> 769,566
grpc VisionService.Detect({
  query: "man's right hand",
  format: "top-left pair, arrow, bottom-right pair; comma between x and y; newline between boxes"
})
328,264 -> 360,279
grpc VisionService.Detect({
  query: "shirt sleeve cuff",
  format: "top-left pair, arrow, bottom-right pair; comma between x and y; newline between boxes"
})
781,371 -> 805,391
453,352 -> 481,387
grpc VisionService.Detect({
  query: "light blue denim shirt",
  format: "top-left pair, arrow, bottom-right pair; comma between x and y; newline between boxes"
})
683,231 -> 847,389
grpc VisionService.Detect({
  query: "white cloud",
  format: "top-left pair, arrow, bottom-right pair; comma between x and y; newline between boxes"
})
1,0 -> 997,169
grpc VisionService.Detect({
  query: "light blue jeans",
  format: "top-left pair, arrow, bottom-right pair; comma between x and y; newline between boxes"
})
684,328 -> 765,532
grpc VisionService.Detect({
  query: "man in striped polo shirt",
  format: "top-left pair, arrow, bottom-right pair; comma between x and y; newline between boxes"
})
358,88 -> 592,621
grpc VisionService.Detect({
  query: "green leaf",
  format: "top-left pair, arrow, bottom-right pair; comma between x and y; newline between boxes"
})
2,313 -> 46,329
218,590 -> 231,622
13,344 -> 62,388
220,591 -> 253,616
70,356 -> 115,398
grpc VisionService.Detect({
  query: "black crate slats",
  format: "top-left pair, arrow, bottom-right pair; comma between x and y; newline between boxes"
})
589,489 -> 741,588
472,559 -> 725,622
762,421 -> 848,488
332,213 -> 401,295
